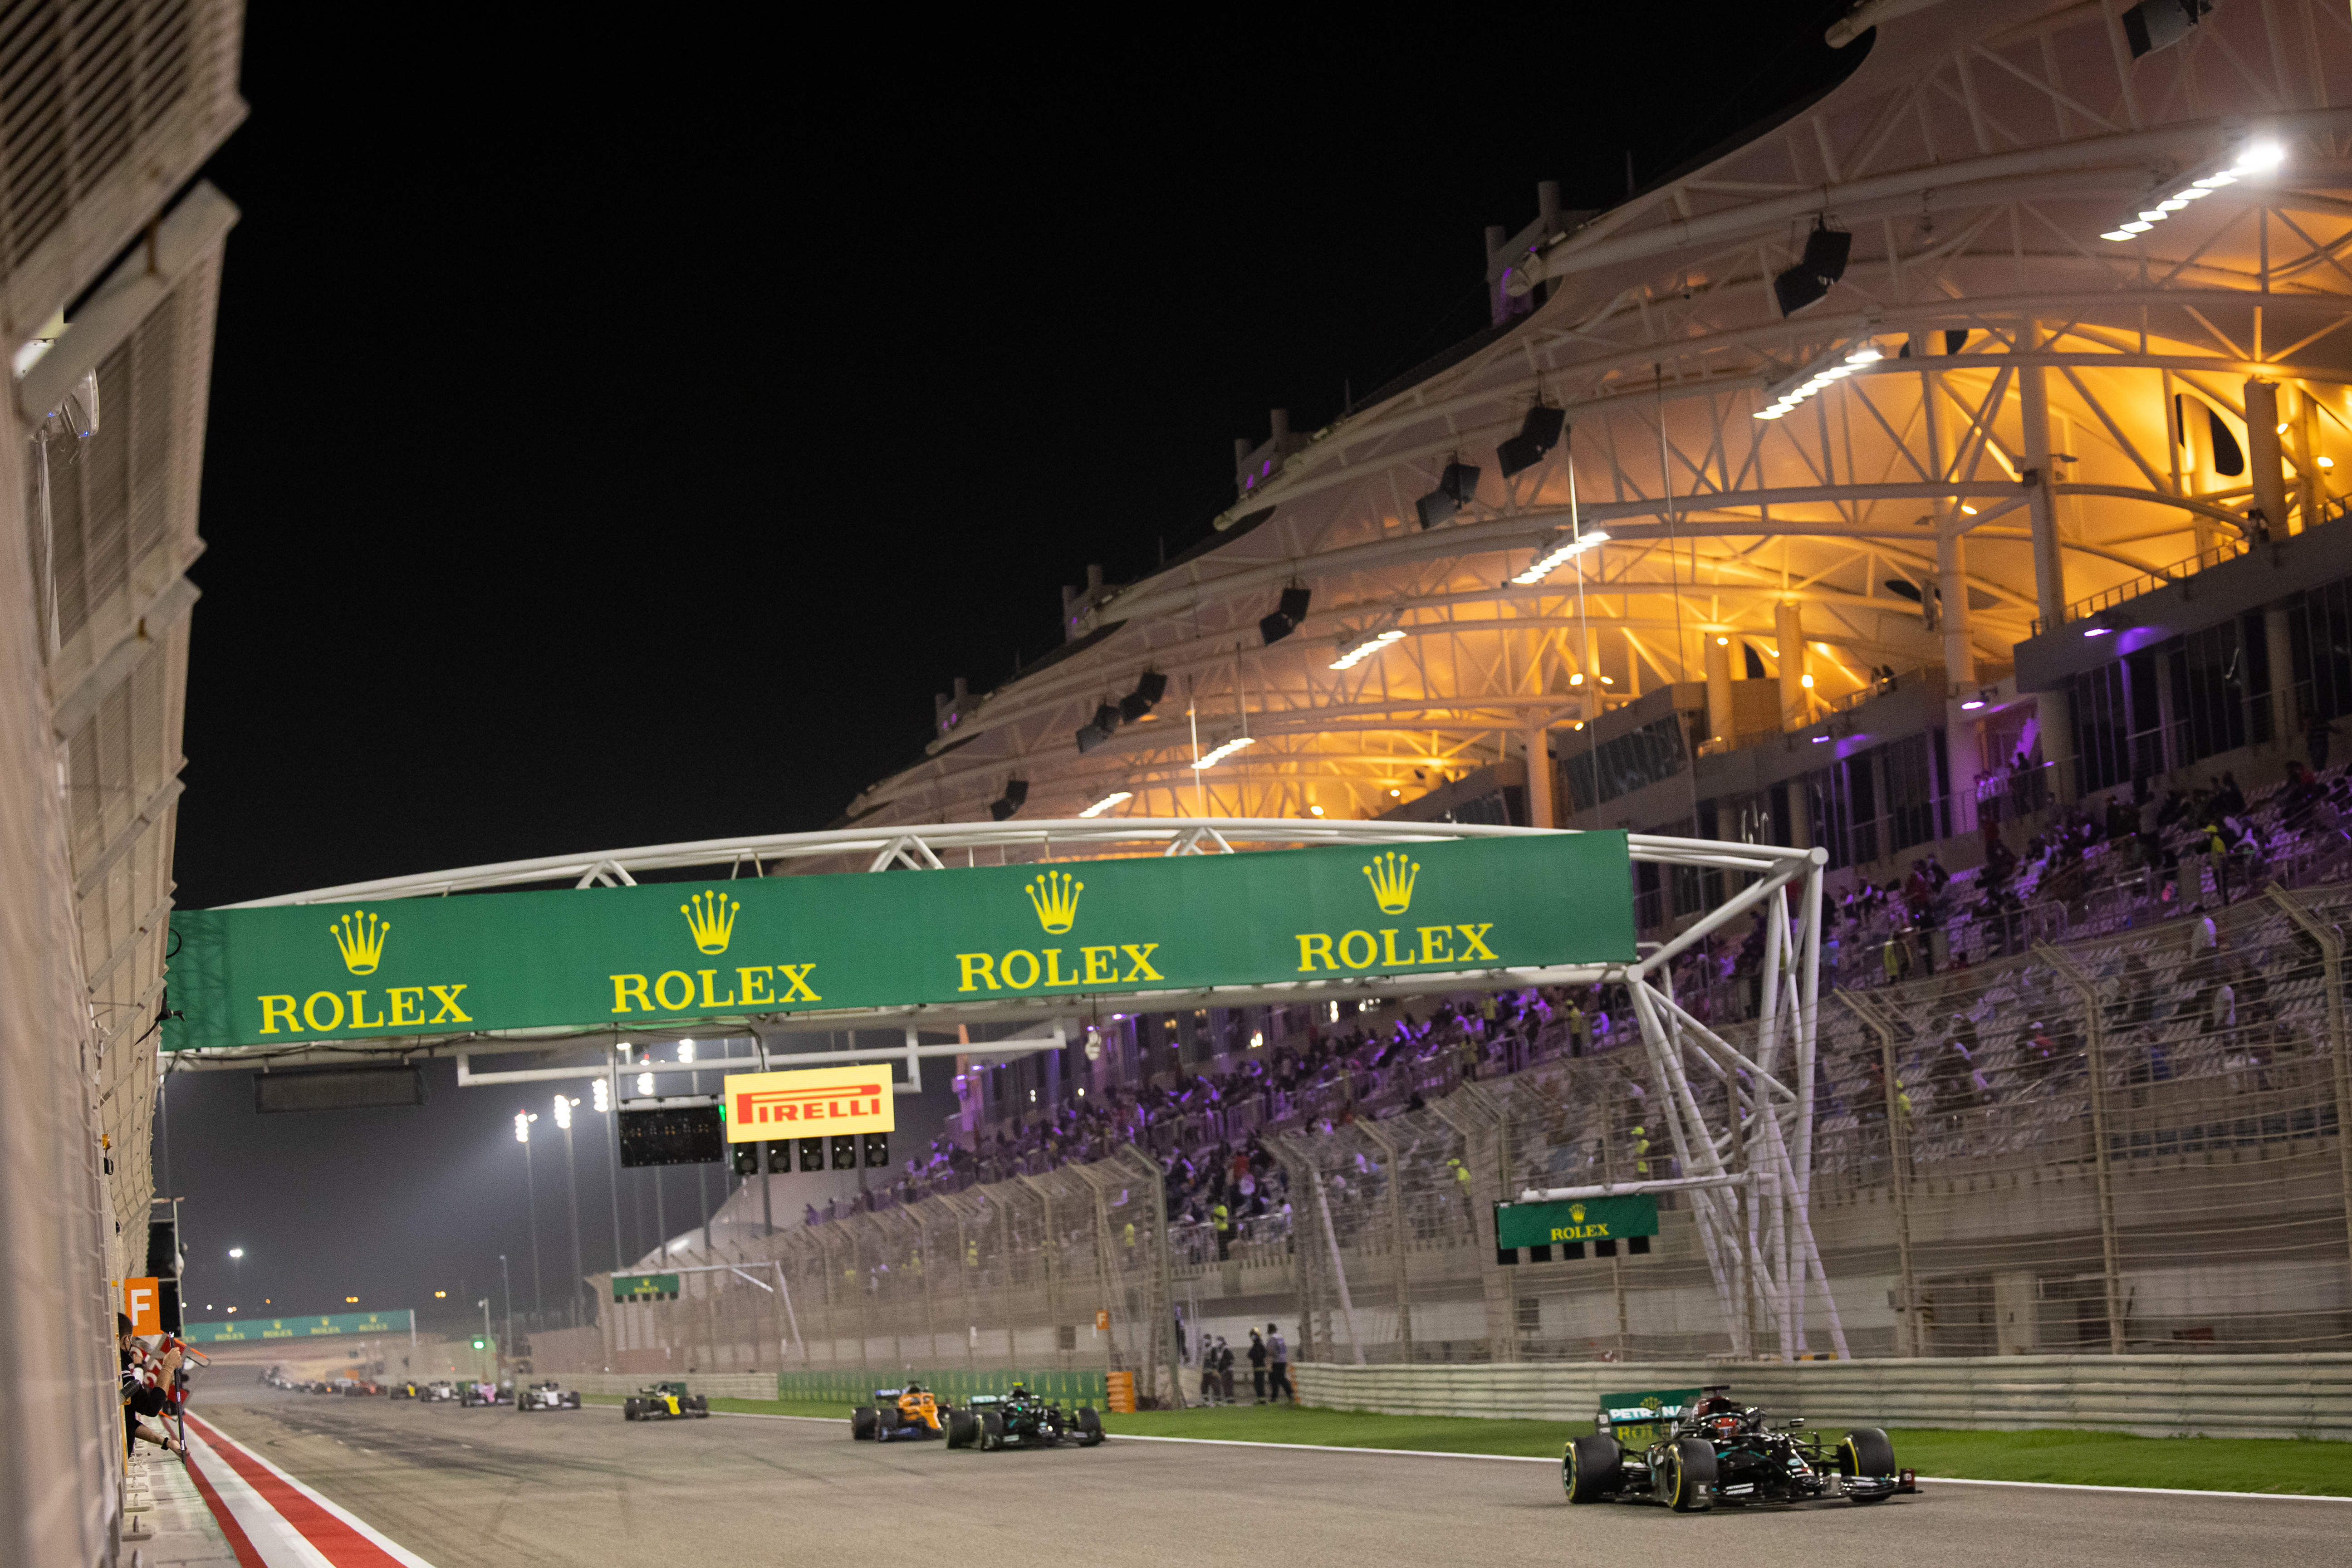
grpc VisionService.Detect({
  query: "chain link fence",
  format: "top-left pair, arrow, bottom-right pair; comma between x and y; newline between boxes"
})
585,882 -> 2351,1377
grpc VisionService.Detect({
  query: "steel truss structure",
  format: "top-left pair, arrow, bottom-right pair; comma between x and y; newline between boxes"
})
836,0 -> 2352,836
197,816 -> 1829,1356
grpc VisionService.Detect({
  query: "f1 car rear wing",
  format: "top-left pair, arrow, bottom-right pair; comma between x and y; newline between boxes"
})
1595,1387 -> 1704,1448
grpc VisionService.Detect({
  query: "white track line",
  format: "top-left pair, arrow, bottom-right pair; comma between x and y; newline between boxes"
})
1916,1476 -> 2352,1503
699,1409 -> 2351,1501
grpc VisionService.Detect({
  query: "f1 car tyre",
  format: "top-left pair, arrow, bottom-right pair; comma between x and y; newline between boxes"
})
978,1411 -> 1005,1451
851,1406 -> 877,1440
1662,1436 -> 1718,1512
1839,1427 -> 1897,1497
1076,1406 -> 1103,1447
689,1396 -> 709,1418
1563,1434 -> 1622,1504
624,1399 -> 641,1421
516,1399 -> 530,1414
946,1410 -> 977,1448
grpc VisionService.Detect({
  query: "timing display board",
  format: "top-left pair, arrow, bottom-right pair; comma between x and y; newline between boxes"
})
618,1104 -> 725,1167
162,833 -> 1636,1052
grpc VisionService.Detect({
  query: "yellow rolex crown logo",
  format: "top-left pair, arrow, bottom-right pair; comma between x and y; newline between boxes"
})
1362,851 -> 1419,915
1570,1203 -> 1586,1224
329,911 -> 389,975
1024,869 -> 1084,934
681,890 -> 739,955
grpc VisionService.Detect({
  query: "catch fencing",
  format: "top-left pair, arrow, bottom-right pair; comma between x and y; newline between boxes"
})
591,882 -> 2351,1380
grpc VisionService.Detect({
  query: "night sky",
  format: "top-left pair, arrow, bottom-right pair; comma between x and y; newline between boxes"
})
160,4 -> 1864,1325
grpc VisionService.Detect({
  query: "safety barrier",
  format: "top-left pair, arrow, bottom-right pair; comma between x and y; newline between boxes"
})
777,1369 -> 1107,1406
1294,1354 -> 2352,1440
559,1372 -> 777,1400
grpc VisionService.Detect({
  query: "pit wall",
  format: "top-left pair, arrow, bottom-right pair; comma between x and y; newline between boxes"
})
1294,1354 -> 2352,1440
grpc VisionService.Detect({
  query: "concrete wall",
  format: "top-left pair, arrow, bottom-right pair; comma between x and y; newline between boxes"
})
1295,1354 -> 2352,1440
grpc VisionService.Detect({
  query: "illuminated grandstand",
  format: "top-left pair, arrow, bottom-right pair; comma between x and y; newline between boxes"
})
842,0 -> 2352,934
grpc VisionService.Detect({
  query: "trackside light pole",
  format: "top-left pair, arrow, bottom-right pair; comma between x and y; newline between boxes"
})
515,1111 -> 545,1325
555,1094 -> 585,1329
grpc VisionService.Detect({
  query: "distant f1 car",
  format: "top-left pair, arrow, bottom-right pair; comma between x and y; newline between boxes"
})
851,1384 -> 950,1441
421,1381 -> 460,1402
944,1386 -> 1103,1450
515,1381 -> 583,1412
624,1382 -> 709,1421
457,1381 -> 512,1407
1564,1385 -> 1907,1511
388,1381 -> 421,1399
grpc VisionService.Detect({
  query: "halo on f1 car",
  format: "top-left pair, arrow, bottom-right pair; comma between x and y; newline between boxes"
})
1563,1384 -> 1910,1510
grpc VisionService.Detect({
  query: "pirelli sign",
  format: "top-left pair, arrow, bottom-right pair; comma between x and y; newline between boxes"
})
721,1063 -> 895,1141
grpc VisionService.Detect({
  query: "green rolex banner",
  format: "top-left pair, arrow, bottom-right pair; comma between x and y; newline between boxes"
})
1494,1192 -> 1660,1250
613,1274 -> 681,1303
163,832 -> 1636,1052
180,1309 -> 414,1344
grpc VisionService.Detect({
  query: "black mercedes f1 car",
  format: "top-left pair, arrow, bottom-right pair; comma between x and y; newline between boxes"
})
944,1386 -> 1103,1450
1564,1385 -> 1908,1510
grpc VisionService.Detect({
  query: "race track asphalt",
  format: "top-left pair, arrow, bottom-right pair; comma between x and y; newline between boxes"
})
189,1385 -> 2346,1568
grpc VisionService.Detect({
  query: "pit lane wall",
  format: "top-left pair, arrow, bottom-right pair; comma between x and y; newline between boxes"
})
1294,1354 -> 2352,1440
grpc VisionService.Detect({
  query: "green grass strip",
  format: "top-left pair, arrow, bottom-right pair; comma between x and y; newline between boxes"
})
575,1392 -> 2348,1495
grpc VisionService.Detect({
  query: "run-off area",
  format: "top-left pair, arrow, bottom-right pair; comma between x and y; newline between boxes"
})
184,1387 -> 2347,1568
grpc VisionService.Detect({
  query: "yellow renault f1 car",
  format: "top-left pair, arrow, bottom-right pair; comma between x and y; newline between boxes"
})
851,1383 -> 951,1442
623,1382 -> 709,1421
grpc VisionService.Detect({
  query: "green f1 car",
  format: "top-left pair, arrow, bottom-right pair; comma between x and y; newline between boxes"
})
943,1385 -> 1103,1450
1564,1385 -> 1908,1510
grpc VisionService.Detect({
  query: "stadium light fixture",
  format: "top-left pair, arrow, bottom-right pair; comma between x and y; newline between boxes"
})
554,1094 -> 572,1131
2101,138 -> 2283,242
1078,790 -> 1132,818
1413,461 -> 1482,529
591,1078 -> 610,1113
678,1039 -> 696,1064
1192,736 -> 1256,769
636,1072 -> 654,1096
1511,529 -> 1610,584
1771,222 -> 1852,316
1075,701 -> 1122,754
1259,585 -> 1312,645
1496,406 -> 1567,479
1754,344 -> 1882,420
228,1248 -> 243,1259
513,1111 -> 533,1144
1330,627 -> 1406,671
1118,671 -> 1168,723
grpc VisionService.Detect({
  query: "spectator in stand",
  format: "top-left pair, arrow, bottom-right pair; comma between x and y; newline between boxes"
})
1266,1323 -> 1294,1403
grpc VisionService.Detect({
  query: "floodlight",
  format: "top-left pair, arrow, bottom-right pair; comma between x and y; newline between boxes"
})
1259,585 -> 1312,645
989,779 -> 1029,821
1193,737 -> 1256,769
1510,530 -> 1610,586
636,1072 -> 655,1096
592,1078 -> 611,1113
553,1094 -> 572,1130
1330,628 -> 1406,671
1496,406 -> 1567,479
513,1111 -> 530,1144
1078,790 -> 1132,818
1412,461 -> 1482,529
678,1040 -> 695,1063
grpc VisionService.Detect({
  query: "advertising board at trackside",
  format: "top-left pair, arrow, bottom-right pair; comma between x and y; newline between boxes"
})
179,1308 -> 415,1344
162,833 -> 1637,1051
